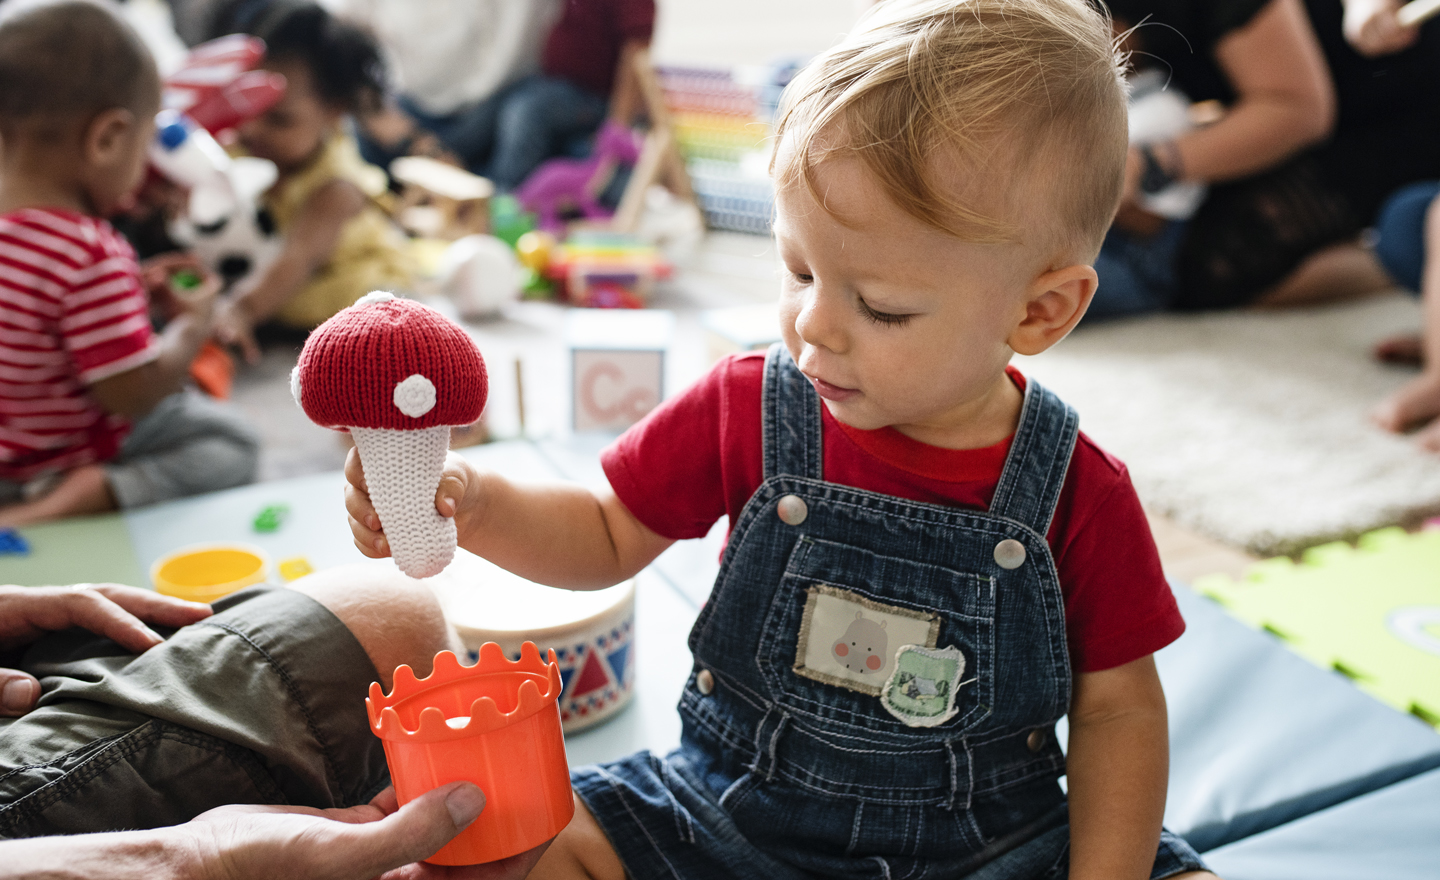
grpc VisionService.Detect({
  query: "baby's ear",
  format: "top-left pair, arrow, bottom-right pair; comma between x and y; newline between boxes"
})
83,108 -> 136,167
1007,263 -> 1098,356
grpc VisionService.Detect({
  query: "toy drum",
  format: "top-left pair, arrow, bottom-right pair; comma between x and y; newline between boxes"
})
150,543 -> 269,603
367,645 -> 573,865
427,551 -> 635,733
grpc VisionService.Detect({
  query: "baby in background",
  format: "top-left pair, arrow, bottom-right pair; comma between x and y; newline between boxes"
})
213,1 -> 413,363
0,1 -> 257,528
347,1 -> 1220,878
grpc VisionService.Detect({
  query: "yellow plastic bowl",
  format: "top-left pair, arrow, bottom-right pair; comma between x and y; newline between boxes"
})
151,544 -> 269,603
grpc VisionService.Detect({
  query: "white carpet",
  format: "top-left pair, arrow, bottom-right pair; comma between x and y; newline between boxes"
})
1017,293 -> 1440,556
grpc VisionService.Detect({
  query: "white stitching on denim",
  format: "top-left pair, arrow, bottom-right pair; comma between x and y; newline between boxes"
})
764,711 -> 790,783
943,739 -> 959,811
962,736 -> 975,812
658,759 -> 696,844
596,765 -> 684,879
846,799 -> 865,856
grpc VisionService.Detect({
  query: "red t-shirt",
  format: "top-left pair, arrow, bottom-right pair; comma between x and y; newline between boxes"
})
602,352 -> 1184,673
542,0 -> 656,99
0,208 -> 158,481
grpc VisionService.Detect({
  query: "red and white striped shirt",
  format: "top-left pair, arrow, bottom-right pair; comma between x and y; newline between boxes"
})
0,208 -> 159,481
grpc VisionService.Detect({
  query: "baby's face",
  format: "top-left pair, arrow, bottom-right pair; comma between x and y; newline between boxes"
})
774,156 -> 1043,448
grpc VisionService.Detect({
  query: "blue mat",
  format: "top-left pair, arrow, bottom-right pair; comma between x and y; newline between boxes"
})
1159,584 -> 1440,852
1202,766 -> 1440,880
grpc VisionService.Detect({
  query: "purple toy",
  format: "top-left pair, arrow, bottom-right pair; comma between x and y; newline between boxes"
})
515,122 -> 643,235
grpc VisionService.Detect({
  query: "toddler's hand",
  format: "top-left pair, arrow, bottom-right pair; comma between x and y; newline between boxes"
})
214,298 -> 261,365
1344,0 -> 1419,57
346,447 -> 479,559
141,253 -> 220,323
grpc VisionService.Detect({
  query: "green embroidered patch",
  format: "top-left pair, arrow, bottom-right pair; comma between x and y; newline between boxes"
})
880,644 -> 966,728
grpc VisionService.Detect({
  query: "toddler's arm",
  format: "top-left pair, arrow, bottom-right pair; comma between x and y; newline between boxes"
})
345,449 -> 674,590
1064,654 -> 1169,880
215,179 -> 367,363
88,255 -> 218,420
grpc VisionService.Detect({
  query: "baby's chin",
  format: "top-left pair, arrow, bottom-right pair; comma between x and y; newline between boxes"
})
819,397 -> 890,433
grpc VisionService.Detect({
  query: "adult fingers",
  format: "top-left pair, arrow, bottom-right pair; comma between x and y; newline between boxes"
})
89,584 -> 213,628
335,782 -> 486,879
0,586 -> 164,654
47,588 -> 168,653
0,669 -> 39,717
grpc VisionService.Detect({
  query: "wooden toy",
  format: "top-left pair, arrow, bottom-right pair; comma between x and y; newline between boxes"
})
150,543 -> 269,602
546,233 -> 672,308
368,646 -> 573,865
566,309 -> 674,432
429,551 -> 637,733
390,156 -> 495,241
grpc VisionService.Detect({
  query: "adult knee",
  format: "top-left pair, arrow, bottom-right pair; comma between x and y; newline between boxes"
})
286,563 -> 460,689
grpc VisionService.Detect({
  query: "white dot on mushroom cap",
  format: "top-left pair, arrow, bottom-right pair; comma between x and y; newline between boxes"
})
394,374 -> 437,418
356,291 -> 396,307
289,366 -> 302,405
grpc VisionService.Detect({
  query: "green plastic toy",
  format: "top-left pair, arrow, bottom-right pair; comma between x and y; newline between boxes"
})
252,503 -> 290,533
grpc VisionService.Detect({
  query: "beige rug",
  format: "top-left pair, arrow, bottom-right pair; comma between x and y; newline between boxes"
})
1017,293 -> 1440,556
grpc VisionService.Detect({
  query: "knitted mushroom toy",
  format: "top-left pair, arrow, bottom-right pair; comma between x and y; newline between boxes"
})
292,292 -> 487,578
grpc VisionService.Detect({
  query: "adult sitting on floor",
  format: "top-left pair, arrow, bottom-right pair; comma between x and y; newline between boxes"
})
1092,0 -> 1440,319
0,573 -> 545,879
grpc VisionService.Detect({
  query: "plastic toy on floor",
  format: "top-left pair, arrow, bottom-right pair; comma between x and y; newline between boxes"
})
545,232 -> 672,309
367,644 -> 572,865
292,292 -> 488,578
151,36 -> 286,295
1195,526 -> 1440,727
515,121 -> 643,235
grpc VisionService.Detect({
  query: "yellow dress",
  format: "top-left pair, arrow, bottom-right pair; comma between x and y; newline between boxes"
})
263,134 -> 414,328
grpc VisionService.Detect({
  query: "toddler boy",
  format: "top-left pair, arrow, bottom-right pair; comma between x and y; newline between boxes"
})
0,1 -> 258,526
348,0 -> 1218,877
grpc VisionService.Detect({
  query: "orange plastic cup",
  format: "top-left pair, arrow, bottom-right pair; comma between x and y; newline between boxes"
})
367,643 -> 573,866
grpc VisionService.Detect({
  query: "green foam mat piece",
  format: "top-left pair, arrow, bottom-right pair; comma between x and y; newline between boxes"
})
0,514 -> 146,587
1194,527 -> 1440,728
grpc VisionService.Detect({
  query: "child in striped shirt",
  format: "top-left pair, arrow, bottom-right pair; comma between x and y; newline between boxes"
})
0,2 -> 258,527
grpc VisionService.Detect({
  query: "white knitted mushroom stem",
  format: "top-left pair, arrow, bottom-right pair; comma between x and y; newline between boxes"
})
351,425 -> 455,579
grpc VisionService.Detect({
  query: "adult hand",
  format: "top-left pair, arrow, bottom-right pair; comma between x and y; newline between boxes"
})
184,782 -> 549,880
0,584 -> 213,717
345,448 -> 481,560
1343,0 -> 1420,57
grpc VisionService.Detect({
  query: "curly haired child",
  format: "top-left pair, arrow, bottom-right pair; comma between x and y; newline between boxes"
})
214,1 -> 412,362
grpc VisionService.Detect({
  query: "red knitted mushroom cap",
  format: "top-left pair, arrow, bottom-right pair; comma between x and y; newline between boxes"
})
293,293 -> 488,430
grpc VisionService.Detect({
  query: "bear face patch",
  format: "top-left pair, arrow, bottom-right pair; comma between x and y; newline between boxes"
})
793,584 -> 940,696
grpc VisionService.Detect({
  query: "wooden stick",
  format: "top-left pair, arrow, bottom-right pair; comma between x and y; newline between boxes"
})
1398,0 -> 1440,28
514,356 -> 526,437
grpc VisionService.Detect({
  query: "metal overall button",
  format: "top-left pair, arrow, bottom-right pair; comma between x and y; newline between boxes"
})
994,538 -> 1026,570
696,669 -> 716,695
1026,729 -> 1047,752
777,494 -> 808,526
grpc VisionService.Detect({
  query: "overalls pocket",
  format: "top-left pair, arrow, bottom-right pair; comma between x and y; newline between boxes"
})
757,535 -> 996,737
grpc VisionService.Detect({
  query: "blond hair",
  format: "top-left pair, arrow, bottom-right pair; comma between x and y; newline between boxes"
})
772,0 -> 1128,261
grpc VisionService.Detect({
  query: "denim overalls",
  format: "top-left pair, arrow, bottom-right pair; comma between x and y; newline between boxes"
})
572,345 -> 1206,879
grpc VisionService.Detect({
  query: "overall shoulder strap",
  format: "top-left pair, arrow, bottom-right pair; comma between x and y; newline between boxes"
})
762,344 -> 823,481
988,376 -> 1080,537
